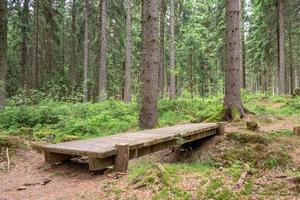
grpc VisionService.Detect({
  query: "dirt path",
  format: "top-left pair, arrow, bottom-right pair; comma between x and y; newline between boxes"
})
1,116 -> 300,200
1,150 -> 108,200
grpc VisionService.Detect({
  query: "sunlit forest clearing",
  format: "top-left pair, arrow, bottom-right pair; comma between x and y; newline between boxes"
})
1,0 -> 300,199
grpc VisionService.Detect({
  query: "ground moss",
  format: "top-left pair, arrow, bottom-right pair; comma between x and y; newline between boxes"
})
198,177 -> 239,200
227,131 -> 270,145
0,135 -> 22,148
33,131 -> 55,141
205,108 -> 226,122
261,150 -> 292,169
231,106 -> 241,121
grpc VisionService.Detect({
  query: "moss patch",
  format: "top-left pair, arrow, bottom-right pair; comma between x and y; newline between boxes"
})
227,131 -> 270,145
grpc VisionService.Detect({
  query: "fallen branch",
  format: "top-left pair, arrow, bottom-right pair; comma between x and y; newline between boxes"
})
233,171 -> 248,191
286,176 -> 300,184
6,148 -> 11,172
23,179 -> 52,187
106,172 -> 128,179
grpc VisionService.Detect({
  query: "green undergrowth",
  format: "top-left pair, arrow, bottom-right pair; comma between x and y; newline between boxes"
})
0,92 -> 299,142
213,131 -> 292,170
0,97 -> 223,142
128,161 -> 213,200
128,161 -> 256,200
124,127 -> 297,199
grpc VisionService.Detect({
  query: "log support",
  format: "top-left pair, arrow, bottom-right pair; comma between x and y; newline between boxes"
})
217,122 -> 227,136
114,143 -> 129,172
293,126 -> 300,136
88,156 -> 114,171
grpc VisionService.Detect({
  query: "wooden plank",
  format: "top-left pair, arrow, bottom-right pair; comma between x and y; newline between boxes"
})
41,123 -> 223,171
42,123 -> 218,158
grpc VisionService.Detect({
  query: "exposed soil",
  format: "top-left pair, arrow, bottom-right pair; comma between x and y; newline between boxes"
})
1,115 -> 300,200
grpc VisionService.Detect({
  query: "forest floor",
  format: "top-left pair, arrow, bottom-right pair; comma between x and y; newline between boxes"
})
1,96 -> 300,200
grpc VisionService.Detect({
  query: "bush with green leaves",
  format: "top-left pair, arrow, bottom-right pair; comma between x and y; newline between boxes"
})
0,93 -> 298,142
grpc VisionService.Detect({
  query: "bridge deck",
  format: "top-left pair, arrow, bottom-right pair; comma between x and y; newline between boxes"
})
42,123 -> 224,171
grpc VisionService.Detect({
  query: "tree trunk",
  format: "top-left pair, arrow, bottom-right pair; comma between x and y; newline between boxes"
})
224,0 -> 245,120
139,0 -> 159,129
20,0 -> 29,88
83,0 -> 89,102
44,0 -> 53,76
169,0 -> 176,99
240,0 -> 246,89
278,0 -> 286,95
188,48 -> 194,99
288,24 -> 294,94
124,0 -> 132,103
159,0 -> 166,98
0,0 -> 7,110
32,0 -> 39,89
98,0 -> 108,101
70,0 -> 77,86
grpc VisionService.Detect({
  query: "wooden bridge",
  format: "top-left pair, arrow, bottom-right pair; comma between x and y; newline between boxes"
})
41,123 -> 225,172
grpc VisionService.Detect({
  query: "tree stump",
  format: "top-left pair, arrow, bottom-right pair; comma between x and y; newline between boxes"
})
293,88 -> 300,96
294,127 -> 300,136
114,143 -> 129,172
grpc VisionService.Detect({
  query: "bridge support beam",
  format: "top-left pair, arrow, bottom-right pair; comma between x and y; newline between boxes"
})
294,126 -> 300,136
217,122 -> 227,136
114,143 -> 129,172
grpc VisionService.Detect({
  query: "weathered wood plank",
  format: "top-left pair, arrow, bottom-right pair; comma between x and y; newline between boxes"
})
42,123 -> 219,158
43,123 -> 222,171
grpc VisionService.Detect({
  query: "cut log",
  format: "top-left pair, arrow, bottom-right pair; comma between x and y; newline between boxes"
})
217,122 -> 227,136
114,143 -> 129,172
293,88 -> 300,96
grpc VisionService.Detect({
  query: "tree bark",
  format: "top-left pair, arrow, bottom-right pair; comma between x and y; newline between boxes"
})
188,48 -> 194,99
44,0 -> 53,76
31,0 -> 39,89
278,0 -> 286,95
224,0 -> 245,120
159,0 -> 166,98
139,0 -> 159,129
20,0 -> 29,88
169,0 -> 176,99
124,0 -> 132,103
288,23 -> 294,94
240,0 -> 246,89
0,0 -> 7,110
83,0 -> 89,102
98,0 -> 108,101
70,0 -> 77,86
